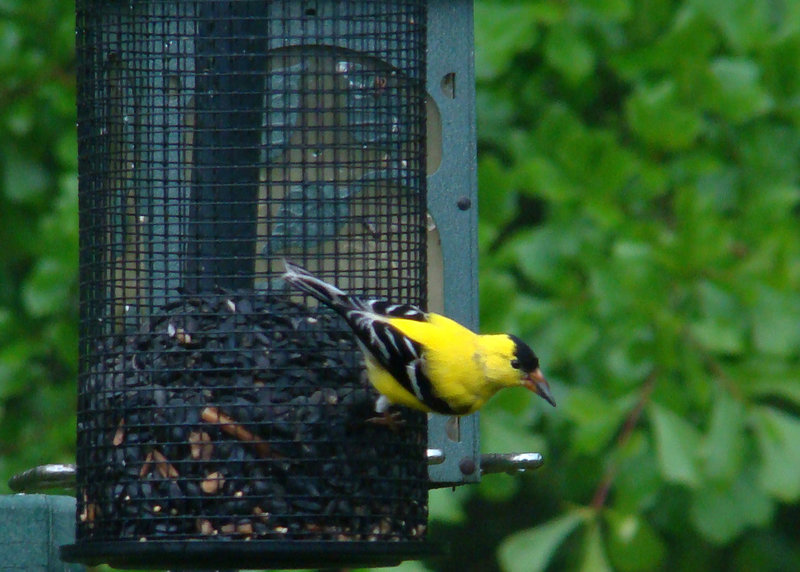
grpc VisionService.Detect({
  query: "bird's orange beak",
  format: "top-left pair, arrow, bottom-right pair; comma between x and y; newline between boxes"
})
524,368 -> 556,407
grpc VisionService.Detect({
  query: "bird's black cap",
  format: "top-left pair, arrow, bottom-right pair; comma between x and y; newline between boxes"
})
508,334 -> 539,372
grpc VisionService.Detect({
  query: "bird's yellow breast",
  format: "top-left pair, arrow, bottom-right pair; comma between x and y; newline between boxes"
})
373,313 -> 502,414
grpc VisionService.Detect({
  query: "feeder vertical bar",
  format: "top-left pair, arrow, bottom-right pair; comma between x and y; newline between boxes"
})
188,1 -> 265,291
144,5 -> 194,309
426,0 -> 481,485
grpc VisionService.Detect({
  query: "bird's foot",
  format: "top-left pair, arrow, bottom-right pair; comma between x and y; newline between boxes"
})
366,410 -> 406,431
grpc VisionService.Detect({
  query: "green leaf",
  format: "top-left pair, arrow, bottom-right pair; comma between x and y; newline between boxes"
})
533,102 -> 586,158
745,375 -> 800,408
478,155 -> 516,228
751,285 -> 800,357
474,2 -> 552,81
611,240 -> 660,297
692,0 -> 770,52
649,403 -> 701,487
478,267 -> 517,333
476,88 -> 515,147
477,472 -> 521,504
544,24 -> 595,84
46,319 -> 78,372
508,294 -> 556,338
510,226 -> 574,289
0,340 -> 35,399
762,33 -> 800,104
589,266 -> 628,317
518,155 -> 577,203
581,519 -> 613,572
604,342 -> 653,387
481,410 -> 547,460
689,319 -> 744,356
613,430 -> 662,513
22,257 -> 74,317
625,80 -> 702,151
55,132 -> 78,171
700,387 -> 745,482
539,313 -> 599,362
578,0 -> 632,21
690,470 -> 773,544
0,19 -> 22,72
2,149 -> 49,204
499,511 -> 585,572
0,308 -> 11,336
738,124 -> 800,186
731,528 -> 800,571
478,220 -> 499,254
428,487 -> 467,524
565,388 -> 634,455
614,9 -> 718,80
604,510 -> 666,572
752,406 -> 800,502
689,280 -> 746,356
708,58 -> 773,122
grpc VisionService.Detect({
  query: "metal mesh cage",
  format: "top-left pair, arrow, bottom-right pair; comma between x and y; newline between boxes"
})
65,1 -> 430,568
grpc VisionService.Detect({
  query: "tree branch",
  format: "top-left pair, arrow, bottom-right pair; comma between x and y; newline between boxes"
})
590,372 -> 657,510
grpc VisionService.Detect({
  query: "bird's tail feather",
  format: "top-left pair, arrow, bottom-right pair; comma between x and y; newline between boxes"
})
282,260 -> 361,313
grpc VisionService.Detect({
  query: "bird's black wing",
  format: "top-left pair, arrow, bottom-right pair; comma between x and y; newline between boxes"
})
348,310 -> 459,415
282,262 -> 458,412
361,299 -> 428,321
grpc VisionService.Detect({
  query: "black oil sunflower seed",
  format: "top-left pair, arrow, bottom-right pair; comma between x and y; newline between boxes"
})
76,292 -> 428,544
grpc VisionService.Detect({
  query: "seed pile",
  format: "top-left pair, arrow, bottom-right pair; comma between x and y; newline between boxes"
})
76,292 -> 427,544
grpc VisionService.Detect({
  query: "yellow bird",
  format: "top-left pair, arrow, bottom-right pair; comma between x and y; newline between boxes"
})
282,261 -> 555,415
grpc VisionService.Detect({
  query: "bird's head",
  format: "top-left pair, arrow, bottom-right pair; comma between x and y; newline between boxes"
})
496,334 -> 556,407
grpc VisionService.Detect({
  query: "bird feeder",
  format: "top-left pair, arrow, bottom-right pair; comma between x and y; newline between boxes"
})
62,0 -> 509,569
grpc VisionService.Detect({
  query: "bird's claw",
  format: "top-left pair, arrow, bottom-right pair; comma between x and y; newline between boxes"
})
366,410 -> 406,431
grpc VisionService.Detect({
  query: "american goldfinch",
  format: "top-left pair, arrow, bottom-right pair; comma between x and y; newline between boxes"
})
282,261 -> 556,415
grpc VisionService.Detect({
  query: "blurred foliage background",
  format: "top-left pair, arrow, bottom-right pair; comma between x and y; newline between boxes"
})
2,0 -> 800,571
0,0 -> 77,483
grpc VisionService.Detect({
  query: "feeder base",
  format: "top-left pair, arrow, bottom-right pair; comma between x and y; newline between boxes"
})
60,540 -> 437,570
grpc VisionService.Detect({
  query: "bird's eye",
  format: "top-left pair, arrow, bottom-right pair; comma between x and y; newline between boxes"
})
511,358 -> 520,369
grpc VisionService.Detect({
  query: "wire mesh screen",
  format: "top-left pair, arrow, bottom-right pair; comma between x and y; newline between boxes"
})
67,1 -> 429,568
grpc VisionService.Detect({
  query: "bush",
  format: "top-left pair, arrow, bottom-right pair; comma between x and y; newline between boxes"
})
0,0 -> 77,488
424,1 -> 800,570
